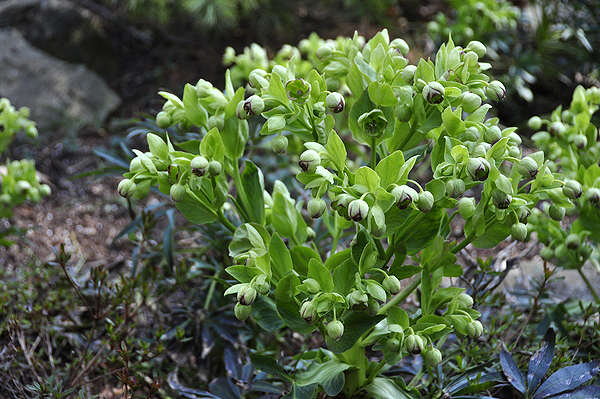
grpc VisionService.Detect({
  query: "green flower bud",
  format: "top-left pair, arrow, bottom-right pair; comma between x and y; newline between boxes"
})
516,206 -> 531,223
347,290 -> 369,312
271,134 -> 289,155
586,187 -> 600,206
25,124 -> 38,138
423,82 -> 445,104
170,184 -> 186,202
541,168 -> 554,187
234,303 -> 252,321
118,179 -> 136,198
300,301 -> 319,323
458,197 -> 476,219
508,146 -> 521,158
392,185 -> 417,209
303,278 -> 321,294
248,69 -> 269,90
549,121 -> 567,136
492,189 -> 512,209
395,104 -> 412,122
331,193 -> 353,211
462,127 -> 479,143
511,223 -> 528,241
466,320 -> 484,339
484,126 -> 502,144
460,92 -> 482,113
423,348 -> 443,367
299,150 -> 321,173
548,204 -> 566,221
402,65 -> 417,83
390,38 -> 410,56
467,157 -> 491,181
367,297 -> 380,316
565,233 -> 580,250
327,320 -> 344,341
472,143 -> 489,157
0,194 -> 11,204
466,40 -> 486,58
307,198 -> 327,218
39,184 -> 51,197
555,243 -> 568,258
562,180 -> 582,199
463,51 -> 479,68
562,110 -> 575,124
416,191 -> 435,213
508,132 -> 522,147
527,116 -> 543,130
382,275 -> 401,294
316,43 -> 335,59
306,227 -> 316,241
348,199 -> 369,221
486,80 -> 506,101
571,134 -> 588,149
191,156 -> 209,176
207,115 -> 225,131
237,95 -> 265,119
457,293 -> 474,307
405,334 -> 424,354
326,92 -> 345,113
579,245 -> 593,259
237,285 -> 258,306
386,338 -> 401,352
196,79 -> 213,98
156,111 -> 172,129
540,247 -> 554,261
286,78 -> 311,103
208,160 -> 222,176
358,109 -> 388,137
518,157 -> 539,178
565,206 -> 577,217
129,157 -> 144,173
446,179 -> 465,199
254,279 -> 270,295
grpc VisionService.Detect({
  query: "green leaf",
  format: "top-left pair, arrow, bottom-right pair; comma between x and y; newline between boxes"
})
290,246 -> 320,278
387,307 -> 409,329
326,131 -> 347,172
276,300 -> 318,334
500,345 -> 526,394
399,207 -> 444,255
534,360 -> 600,399
368,81 -> 397,107
527,329 -> 555,395
268,74 -> 289,105
376,151 -> 405,189
226,265 -> 263,283
442,106 -> 465,137
229,223 -> 270,258
249,353 -> 293,382
200,127 -> 225,164
146,133 -> 168,160
326,312 -> 385,353
272,191 -> 297,238
158,91 -> 184,108
221,117 -> 248,159
252,297 -> 285,331
175,190 -> 217,225
363,378 -> 416,399
282,383 -> 315,399
472,222 -> 510,248
355,166 -> 381,193
269,233 -> 293,282
346,63 -> 366,96
183,83 -> 208,127
332,259 -> 358,297
241,161 -> 265,224
296,359 -> 351,396
274,273 -> 300,303
308,258 -> 334,292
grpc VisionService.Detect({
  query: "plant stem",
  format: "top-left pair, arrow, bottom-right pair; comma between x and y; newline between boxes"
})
203,268 -> 221,311
339,344 -> 367,398
450,230 -> 476,254
365,361 -> 387,386
371,136 -> 377,170
217,209 -> 236,233
378,275 -> 422,315
374,239 -> 386,260
578,267 -> 600,303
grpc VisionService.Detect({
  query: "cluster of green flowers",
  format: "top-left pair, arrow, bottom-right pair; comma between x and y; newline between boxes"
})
120,30 -> 575,394
527,86 -> 600,274
0,98 -> 50,218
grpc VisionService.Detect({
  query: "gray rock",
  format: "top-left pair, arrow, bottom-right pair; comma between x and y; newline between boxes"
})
0,28 -> 121,131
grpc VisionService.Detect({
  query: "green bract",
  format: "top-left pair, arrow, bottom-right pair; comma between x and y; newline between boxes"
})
120,29 -> 575,398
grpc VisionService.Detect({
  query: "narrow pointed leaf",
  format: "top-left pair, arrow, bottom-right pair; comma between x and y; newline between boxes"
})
547,385 -> 600,399
500,343 -> 527,394
527,329 -> 555,395
249,353 -> 293,383
534,361 -> 600,399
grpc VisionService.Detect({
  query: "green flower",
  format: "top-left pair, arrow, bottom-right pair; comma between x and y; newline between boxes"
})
286,78 -> 311,103
327,320 -> 344,341
358,109 -> 388,138
423,82 -> 445,104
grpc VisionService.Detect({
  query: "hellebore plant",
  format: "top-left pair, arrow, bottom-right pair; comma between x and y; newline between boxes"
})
527,85 -> 600,303
0,98 -> 51,219
121,30 -> 574,398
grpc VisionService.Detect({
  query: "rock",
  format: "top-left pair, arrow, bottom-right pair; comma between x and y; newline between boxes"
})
0,28 -> 121,131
